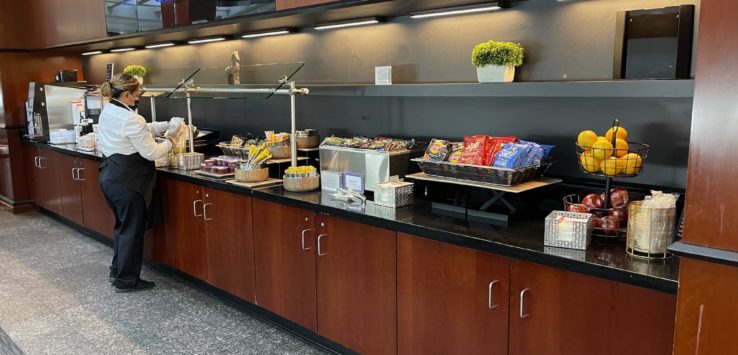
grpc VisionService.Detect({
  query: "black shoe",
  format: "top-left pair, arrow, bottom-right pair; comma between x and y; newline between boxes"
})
115,279 -> 156,293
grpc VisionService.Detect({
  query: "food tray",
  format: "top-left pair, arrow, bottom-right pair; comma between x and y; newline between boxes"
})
412,158 -> 552,186
225,178 -> 282,189
194,170 -> 235,179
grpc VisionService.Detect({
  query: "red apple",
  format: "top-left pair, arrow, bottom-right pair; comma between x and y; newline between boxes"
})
609,188 -> 629,208
591,216 -> 604,229
610,208 -> 628,225
567,203 -> 590,213
582,193 -> 604,209
601,215 -> 620,235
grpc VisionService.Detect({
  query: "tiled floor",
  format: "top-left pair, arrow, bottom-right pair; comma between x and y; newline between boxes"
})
0,210 -> 328,355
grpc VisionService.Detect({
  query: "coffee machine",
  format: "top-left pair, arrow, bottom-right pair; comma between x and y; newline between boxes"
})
28,82 -> 87,142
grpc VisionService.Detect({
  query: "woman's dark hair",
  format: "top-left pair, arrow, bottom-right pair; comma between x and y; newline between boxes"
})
100,73 -> 140,99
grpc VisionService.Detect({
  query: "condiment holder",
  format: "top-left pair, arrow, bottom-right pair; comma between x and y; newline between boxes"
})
544,211 -> 593,250
626,200 -> 676,259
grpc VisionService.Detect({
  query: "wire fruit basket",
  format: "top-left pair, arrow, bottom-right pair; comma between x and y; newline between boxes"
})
563,194 -> 626,239
575,142 -> 649,177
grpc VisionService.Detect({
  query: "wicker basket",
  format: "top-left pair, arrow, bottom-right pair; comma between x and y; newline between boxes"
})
235,168 -> 269,183
268,144 -> 291,159
412,159 -> 552,186
283,174 -> 320,192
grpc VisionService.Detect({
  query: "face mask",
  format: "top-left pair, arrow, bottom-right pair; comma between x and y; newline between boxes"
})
129,99 -> 139,111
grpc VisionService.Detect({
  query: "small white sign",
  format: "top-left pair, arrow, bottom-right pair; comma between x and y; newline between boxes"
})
375,66 -> 392,85
321,171 -> 343,192
343,173 -> 365,194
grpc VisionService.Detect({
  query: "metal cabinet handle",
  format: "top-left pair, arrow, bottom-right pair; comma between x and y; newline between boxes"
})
77,168 -> 85,181
300,229 -> 312,250
37,156 -> 46,169
488,280 -> 500,310
193,199 -> 203,217
520,288 -> 531,319
203,203 -> 213,221
317,234 -> 327,256
34,156 -> 40,168
72,167 -> 78,180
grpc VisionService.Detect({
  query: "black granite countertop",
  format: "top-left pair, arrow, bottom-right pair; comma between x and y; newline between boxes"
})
26,139 -> 679,294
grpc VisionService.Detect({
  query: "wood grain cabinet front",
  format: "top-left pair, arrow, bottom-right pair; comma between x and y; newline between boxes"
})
34,148 -> 62,215
56,153 -> 84,226
162,178 -> 208,280
78,158 -> 115,238
397,233 -> 510,355
508,259 -> 676,355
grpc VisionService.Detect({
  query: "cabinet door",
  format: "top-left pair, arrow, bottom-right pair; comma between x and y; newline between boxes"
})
162,178 -> 207,280
202,188 -> 256,303
397,233 -> 510,355
315,215 -> 397,355
56,154 -> 84,225
252,199 -> 318,331
78,158 -> 115,238
23,145 -> 40,202
509,260 -> 676,355
36,148 -> 62,214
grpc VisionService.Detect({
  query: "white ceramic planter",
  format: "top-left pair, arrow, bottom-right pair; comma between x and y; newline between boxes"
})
476,64 -> 515,83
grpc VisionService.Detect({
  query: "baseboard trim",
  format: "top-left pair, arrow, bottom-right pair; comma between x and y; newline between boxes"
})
0,199 -> 37,214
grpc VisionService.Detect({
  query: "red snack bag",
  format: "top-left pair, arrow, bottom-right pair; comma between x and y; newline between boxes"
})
458,135 -> 488,165
483,136 -> 517,166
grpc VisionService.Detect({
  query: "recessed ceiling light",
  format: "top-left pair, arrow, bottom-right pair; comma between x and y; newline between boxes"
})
410,2 -> 505,19
188,37 -> 226,44
242,28 -> 294,39
145,42 -> 175,49
314,17 -> 385,31
82,50 -> 103,56
110,47 -> 136,53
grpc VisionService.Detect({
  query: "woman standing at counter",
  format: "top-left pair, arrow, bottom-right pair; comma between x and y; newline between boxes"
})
98,73 -> 185,293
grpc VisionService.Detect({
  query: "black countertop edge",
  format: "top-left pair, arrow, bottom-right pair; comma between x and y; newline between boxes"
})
23,139 -> 105,161
248,188 -> 678,295
668,241 -> 738,268
29,139 -> 678,295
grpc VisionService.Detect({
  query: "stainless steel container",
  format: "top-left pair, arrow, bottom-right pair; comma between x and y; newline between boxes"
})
319,146 -> 416,192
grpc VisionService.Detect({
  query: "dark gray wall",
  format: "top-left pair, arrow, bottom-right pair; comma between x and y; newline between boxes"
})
84,0 -> 699,189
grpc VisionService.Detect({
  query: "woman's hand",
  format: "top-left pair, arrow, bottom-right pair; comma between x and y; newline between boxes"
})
166,123 -> 187,145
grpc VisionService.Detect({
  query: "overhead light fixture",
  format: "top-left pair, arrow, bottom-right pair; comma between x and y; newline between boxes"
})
188,37 -> 226,44
242,28 -> 295,39
82,50 -> 103,56
110,47 -> 136,53
145,42 -> 175,49
410,1 -> 506,19
314,17 -> 385,31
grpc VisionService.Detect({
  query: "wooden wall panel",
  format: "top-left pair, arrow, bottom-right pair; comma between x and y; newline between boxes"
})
674,258 -> 738,355
276,0 -> 338,11
0,2 -> 37,49
32,0 -> 107,48
683,0 -> 738,250
0,52 -> 83,127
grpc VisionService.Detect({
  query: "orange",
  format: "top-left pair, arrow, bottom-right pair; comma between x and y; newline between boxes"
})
614,138 -> 628,157
579,151 -> 601,173
605,126 -> 628,142
577,130 -> 598,148
600,156 -> 621,176
619,153 -> 643,175
591,139 -> 613,160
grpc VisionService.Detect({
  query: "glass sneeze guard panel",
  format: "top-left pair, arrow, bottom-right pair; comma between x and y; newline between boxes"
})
141,62 -> 305,99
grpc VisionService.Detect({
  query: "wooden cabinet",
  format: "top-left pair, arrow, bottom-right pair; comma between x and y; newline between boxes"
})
162,178 -> 207,280
397,233 -> 510,355
202,188 -> 256,302
78,158 -> 115,238
253,199 -> 397,354
162,178 -> 257,301
674,258 -> 738,355
25,147 -> 62,214
315,214 -> 397,355
253,199 -> 318,331
508,260 -> 676,355
56,153 -> 84,226
23,145 -> 40,203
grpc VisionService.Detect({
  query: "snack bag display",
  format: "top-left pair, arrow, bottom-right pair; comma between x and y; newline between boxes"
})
423,139 -> 451,161
446,142 -> 464,163
458,135 -> 488,165
483,136 -> 517,166
519,140 -> 555,158
492,143 -> 532,169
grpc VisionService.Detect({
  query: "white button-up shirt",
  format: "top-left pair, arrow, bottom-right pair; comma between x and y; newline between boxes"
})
98,101 -> 172,161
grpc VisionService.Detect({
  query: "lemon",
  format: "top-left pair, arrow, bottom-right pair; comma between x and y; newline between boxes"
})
600,157 -> 621,176
577,130 -> 598,148
614,138 -> 629,157
605,126 -> 628,142
579,151 -> 601,173
591,139 -> 613,160
619,153 -> 643,175
596,136 -> 608,141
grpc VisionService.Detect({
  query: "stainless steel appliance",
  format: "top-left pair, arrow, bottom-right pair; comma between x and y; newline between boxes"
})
30,82 -> 86,141
319,146 -> 420,192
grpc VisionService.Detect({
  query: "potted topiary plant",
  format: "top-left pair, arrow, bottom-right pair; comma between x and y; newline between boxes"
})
471,41 -> 524,83
123,65 -> 148,84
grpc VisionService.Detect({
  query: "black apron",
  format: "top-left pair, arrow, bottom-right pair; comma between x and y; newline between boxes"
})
99,100 -> 163,228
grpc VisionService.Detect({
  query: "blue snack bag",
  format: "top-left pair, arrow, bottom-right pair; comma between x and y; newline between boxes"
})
493,143 -> 531,169
519,140 -> 555,158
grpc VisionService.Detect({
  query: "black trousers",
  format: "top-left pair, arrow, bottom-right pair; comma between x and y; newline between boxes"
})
100,179 -> 147,288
